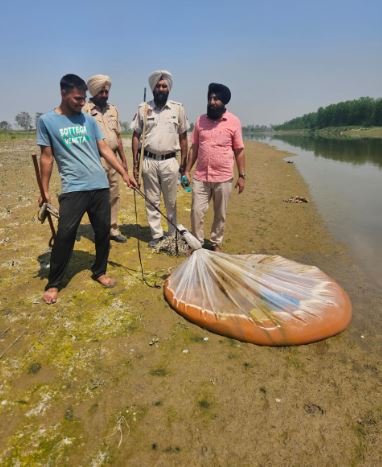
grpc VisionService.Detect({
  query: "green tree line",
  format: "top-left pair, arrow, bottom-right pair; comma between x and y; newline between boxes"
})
274,97 -> 382,130
242,124 -> 271,136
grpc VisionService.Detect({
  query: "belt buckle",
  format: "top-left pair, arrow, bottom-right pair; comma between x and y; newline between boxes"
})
146,152 -> 172,160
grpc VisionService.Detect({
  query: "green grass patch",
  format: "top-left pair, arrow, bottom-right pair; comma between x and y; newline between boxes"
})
149,367 -> 169,377
0,130 -> 35,141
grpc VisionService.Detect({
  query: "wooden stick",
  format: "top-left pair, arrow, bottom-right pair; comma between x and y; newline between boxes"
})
136,87 -> 148,185
32,154 -> 56,246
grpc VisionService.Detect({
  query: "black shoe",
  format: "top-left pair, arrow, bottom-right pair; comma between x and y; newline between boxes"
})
110,234 -> 127,243
148,236 -> 164,248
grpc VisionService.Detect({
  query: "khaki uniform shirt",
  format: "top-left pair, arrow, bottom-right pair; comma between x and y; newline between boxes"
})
83,102 -> 121,152
132,100 -> 189,155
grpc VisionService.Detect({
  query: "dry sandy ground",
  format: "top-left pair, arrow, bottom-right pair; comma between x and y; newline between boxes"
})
0,139 -> 381,466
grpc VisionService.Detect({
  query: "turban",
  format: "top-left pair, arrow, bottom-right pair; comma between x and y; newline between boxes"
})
208,83 -> 231,105
148,69 -> 173,92
87,74 -> 112,97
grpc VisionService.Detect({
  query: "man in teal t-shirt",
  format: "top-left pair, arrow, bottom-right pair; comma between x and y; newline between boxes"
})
36,74 -> 137,304
37,110 -> 109,193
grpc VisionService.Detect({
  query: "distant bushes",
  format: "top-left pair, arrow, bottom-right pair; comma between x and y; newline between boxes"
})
274,97 -> 382,130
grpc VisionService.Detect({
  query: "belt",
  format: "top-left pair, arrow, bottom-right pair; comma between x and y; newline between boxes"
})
144,150 -> 176,161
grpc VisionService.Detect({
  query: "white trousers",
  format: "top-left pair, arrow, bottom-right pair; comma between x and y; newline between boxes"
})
191,179 -> 233,246
142,157 -> 179,239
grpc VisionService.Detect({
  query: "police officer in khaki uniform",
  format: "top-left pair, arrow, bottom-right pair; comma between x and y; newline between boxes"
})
132,70 -> 189,247
83,74 -> 129,243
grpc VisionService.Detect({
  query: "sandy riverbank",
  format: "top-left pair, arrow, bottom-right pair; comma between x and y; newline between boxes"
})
0,139 -> 381,465
264,126 -> 382,139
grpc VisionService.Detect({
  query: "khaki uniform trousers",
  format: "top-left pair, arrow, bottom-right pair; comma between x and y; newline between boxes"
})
191,179 -> 233,246
101,156 -> 121,237
142,157 -> 179,239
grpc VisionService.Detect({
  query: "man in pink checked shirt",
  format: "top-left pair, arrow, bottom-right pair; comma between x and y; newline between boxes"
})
184,83 -> 246,252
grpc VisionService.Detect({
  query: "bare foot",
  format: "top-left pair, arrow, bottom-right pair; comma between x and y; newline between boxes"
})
43,288 -> 58,304
94,274 -> 116,288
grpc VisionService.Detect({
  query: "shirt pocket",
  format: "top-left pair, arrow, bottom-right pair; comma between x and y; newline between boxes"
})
215,128 -> 232,147
199,128 -> 212,143
146,116 -> 156,130
107,115 -> 119,131
167,120 -> 179,134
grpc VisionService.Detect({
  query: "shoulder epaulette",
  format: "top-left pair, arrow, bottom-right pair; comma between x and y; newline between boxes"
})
168,100 -> 183,106
138,101 -> 153,108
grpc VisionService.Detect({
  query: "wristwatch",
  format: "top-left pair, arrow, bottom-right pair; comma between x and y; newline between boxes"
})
238,173 -> 246,180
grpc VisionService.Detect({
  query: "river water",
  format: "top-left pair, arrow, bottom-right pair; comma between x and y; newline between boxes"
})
252,135 -> 382,288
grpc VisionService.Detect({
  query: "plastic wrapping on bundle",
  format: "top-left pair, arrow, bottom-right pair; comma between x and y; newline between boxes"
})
164,249 -> 351,346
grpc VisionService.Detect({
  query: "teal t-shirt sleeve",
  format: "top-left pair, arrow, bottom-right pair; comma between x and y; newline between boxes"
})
36,117 -> 51,146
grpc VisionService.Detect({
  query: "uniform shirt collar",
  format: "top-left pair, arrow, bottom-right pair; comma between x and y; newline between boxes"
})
149,99 -> 172,111
88,100 -> 110,113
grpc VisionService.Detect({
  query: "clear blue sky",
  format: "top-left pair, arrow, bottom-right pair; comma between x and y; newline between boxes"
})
0,0 -> 381,126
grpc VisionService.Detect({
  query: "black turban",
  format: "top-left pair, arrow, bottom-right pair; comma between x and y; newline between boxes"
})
208,83 -> 231,105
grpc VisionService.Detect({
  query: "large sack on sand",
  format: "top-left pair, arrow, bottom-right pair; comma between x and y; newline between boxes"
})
164,249 -> 351,346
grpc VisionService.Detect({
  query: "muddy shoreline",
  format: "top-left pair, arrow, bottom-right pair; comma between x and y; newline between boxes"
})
0,139 -> 381,465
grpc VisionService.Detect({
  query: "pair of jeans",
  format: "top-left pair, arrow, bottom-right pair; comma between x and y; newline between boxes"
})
46,189 -> 111,290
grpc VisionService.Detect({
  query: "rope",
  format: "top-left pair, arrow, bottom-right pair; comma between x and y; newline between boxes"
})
133,188 -> 160,289
134,188 -> 177,232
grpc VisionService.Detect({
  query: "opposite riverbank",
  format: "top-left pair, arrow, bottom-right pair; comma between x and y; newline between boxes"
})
0,139 -> 381,465
4,124 -> 382,144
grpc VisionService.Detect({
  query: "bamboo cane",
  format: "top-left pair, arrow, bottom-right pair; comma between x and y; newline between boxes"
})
135,87 -> 148,185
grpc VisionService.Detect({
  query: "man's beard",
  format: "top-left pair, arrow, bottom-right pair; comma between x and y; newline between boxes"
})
207,104 -> 226,120
153,91 -> 169,107
92,97 -> 108,108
